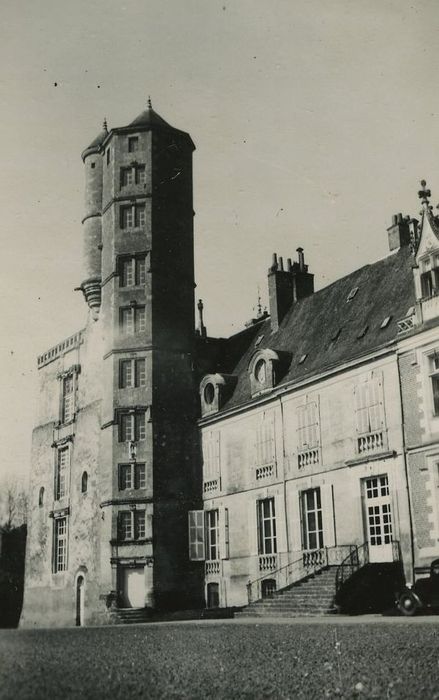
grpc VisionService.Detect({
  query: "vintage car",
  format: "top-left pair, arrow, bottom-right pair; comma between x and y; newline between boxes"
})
398,559 -> 439,616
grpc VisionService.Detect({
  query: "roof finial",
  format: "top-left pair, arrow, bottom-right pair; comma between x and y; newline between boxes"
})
256,286 -> 263,318
103,117 -> 108,133
418,179 -> 431,209
147,95 -> 152,109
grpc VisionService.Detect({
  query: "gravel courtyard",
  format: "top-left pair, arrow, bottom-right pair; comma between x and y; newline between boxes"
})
1,617 -> 438,699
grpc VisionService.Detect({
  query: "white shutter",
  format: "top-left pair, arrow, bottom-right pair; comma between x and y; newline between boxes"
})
219,507 -> 229,559
297,405 -> 305,449
287,488 -> 303,553
321,484 -> 335,547
248,500 -> 258,555
274,494 -> 287,552
269,410 -> 276,463
354,383 -> 368,434
188,510 -> 205,561
214,432 -> 220,478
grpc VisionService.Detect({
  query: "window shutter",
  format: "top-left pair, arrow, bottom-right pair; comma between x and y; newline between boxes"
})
297,405 -> 305,450
248,500 -> 258,555
287,489 -> 303,553
268,410 -> 276,463
219,507 -> 229,560
215,432 -> 220,478
354,383 -> 368,434
274,494 -> 287,552
188,510 -> 205,561
321,484 -> 335,547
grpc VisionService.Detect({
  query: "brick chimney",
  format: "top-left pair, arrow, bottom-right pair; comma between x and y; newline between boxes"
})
268,248 -> 314,331
387,213 -> 411,251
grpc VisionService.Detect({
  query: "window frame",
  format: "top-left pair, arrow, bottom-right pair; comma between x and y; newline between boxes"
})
118,411 -> 146,443
53,516 -> 68,573
118,509 -> 147,541
119,255 -> 147,288
119,306 -> 146,335
302,487 -> 324,551
55,447 -> 69,501
206,509 -> 220,561
257,498 -> 277,555
119,358 -> 146,388
128,136 -> 139,153
61,374 -> 75,424
118,462 -> 146,490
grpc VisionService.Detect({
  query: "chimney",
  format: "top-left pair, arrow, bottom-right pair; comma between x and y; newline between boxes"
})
268,247 -> 314,331
387,213 -> 411,251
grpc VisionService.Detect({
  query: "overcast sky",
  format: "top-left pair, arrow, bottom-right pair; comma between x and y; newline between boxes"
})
1,0 -> 439,483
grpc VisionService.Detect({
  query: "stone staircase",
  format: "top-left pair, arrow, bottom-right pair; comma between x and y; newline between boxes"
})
109,607 -> 151,624
235,567 -> 338,618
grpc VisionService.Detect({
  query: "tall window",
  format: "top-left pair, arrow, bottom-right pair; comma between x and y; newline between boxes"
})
81,471 -> 88,494
206,510 -> 219,561
257,498 -> 277,555
302,488 -> 323,550
429,353 -> 439,415
255,411 -> 275,466
297,402 -> 319,450
188,511 -> 205,560
128,136 -> 139,153
119,358 -> 146,388
55,448 -> 69,500
53,517 -> 68,572
120,203 -> 145,229
354,377 -> 385,452
119,463 -> 146,490
119,412 -> 146,442
119,256 -> 146,287
118,510 -> 146,541
62,375 -> 74,423
120,306 -> 146,335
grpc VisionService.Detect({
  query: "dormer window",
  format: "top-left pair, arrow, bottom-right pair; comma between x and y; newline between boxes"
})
347,287 -> 359,302
200,374 -> 237,416
420,255 -> 439,298
248,349 -> 281,396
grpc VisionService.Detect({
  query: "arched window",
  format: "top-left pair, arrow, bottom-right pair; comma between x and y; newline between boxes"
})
81,471 -> 88,494
38,487 -> 44,507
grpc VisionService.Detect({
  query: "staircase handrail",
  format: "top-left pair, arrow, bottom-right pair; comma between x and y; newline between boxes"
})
335,539 -> 401,593
246,545 -> 355,604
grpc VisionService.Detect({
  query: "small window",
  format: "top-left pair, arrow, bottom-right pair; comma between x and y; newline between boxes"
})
207,582 -> 220,608
254,359 -> 266,385
380,316 -> 392,329
331,328 -> 341,342
120,306 -> 146,335
38,487 -> 45,507
298,354 -> 307,365
81,471 -> 88,494
346,287 -> 359,302
91,162 -> 96,169
121,167 -> 134,187
137,165 -> 146,184
204,383 -> 215,405
128,136 -> 139,153
357,326 -> 369,339
119,463 -> 146,490
61,375 -> 74,423
53,517 -> 68,573
118,510 -> 146,541
120,205 -> 134,229
55,448 -> 69,500
106,149 -> 110,165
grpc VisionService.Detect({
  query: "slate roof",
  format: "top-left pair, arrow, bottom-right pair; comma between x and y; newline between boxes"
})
209,244 -> 416,412
129,105 -> 173,129
81,128 -> 108,161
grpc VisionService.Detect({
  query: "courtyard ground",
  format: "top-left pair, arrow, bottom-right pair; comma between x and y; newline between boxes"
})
0,616 -> 438,699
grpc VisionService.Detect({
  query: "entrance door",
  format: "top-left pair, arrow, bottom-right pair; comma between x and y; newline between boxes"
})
364,475 -> 393,563
75,576 -> 85,626
122,567 -> 145,608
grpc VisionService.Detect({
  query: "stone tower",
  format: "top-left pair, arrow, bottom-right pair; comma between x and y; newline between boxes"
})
21,103 -> 201,626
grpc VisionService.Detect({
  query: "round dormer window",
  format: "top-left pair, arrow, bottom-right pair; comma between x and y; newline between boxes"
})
254,359 -> 267,385
204,383 -> 215,405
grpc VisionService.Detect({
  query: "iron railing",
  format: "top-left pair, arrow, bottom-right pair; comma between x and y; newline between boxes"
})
335,540 -> 401,592
246,545 -> 355,604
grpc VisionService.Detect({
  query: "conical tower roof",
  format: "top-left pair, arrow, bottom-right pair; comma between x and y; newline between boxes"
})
81,119 -> 109,161
128,98 -> 172,129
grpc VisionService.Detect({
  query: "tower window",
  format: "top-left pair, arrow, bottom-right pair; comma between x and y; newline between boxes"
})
119,411 -> 146,442
121,167 -> 134,186
119,306 -> 146,335
119,256 -> 147,287
81,471 -> 88,494
128,136 -> 139,153
61,375 -> 74,423
90,162 -> 95,169
55,447 -> 69,500
106,149 -> 111,165
119,463 -> 146,490
38,487 -> 45,507
120,165 -> 146,187
119,358 -> 146,388
118,510 -> 146,541
53,517 -> 68,573
120,204 -> 146,229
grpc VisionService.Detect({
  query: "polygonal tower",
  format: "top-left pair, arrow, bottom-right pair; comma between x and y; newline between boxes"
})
21,102 -> 202,627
